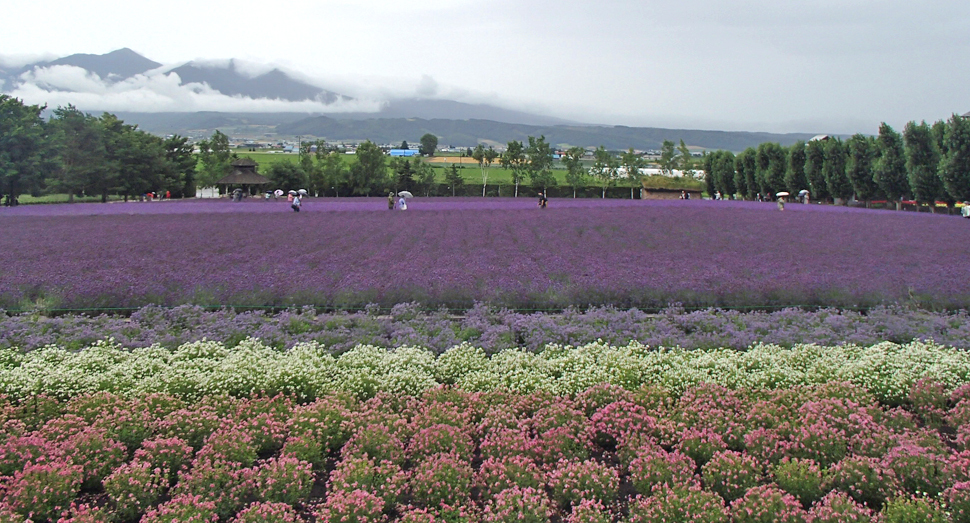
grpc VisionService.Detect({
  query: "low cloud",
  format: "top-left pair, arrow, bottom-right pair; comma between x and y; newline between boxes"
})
8,64 -> 383,114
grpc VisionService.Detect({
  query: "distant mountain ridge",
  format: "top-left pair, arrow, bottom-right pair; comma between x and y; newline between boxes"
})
2,48 -> 830,150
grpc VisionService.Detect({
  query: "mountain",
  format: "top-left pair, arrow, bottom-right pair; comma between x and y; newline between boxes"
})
276,116 -> 819,151
45,48 -> 161,80
167,60 -> 344,103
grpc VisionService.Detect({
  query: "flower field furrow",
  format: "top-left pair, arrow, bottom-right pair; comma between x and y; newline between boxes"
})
5,303 -> 970,354
3,198 -> 970,311
1,339 -> 969,404
2,379 -> 970,522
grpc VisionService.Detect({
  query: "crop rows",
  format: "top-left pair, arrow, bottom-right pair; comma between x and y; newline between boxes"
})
1,376 -> 969,523
3,199 -> 969,311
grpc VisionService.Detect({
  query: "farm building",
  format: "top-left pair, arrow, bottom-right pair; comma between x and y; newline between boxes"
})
389,149 -> 419,157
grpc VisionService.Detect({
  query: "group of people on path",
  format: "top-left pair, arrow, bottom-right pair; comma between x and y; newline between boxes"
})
388,192 -> 408,210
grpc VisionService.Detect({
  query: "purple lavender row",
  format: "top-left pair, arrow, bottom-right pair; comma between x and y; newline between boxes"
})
2,303 -> 969,354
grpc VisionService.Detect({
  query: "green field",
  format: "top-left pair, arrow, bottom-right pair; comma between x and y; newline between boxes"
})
228,151 -> 702,190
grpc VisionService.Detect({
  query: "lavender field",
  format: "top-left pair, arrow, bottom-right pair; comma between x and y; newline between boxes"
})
2,198 -> 968,311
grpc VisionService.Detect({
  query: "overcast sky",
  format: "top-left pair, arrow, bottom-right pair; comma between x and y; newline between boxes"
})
1,0 -> 968,134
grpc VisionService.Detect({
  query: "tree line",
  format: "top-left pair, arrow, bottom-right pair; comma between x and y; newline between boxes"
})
0,96 -> 195,205
701,115 -> 970,210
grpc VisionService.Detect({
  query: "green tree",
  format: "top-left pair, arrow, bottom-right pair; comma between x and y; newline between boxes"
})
100,115 -> 170,202
267,159 -> 308,193
755,142 -> 786,197
562,146 -> 588,198
526,135 -> 555,194
873,123 -> 909,210
196,130 -> 234,188
394,158 -> 415,192
400,140 -> 409,150
413,159 -> 436,197
785,141 -> 808,195
472,144 -> 497,197
444,163 -> 463,196
419,133 -> 438,156
317,149 -> 346,197
621,148 -> 647,199
734,148 -> 758,200
701,152 -> 716,198
804,139 -> 829,202
658,139 -> 677,175
348,140 -> 387,196
591,146 -> 619,198
0,95 -> 47,205
939,113 -> 970,202
163,135 -> 196,198
48,105 -> 105,202
677,139 -> 695,178
845,134 -> 879,207
500,140 -> 527,197
712,150 -> 737,198
823,138 -> 852,204
903,120 -> 944,211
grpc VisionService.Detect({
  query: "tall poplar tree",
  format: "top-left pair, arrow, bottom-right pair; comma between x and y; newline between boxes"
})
873,123 -> 909,210
734,148 -> 757,200
804,139 -> 829,202
823,138 -> 852,204
939,114 -> 970,202
903,120 -> 944,211
845,134 -> 879,207
785,141 -> 808,195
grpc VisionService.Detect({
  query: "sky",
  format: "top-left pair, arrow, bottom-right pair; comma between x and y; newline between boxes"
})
1,0 -> 968,134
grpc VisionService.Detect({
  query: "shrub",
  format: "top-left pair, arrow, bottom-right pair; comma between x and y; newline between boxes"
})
826,456 -> 898,510
700,450 -> 762,503
280,431 -> 326,469
288,395 -> 354,453
172,458 -> 254,519
626,484 -> 728,523
615,431 -> 663,471
230,501 -> 301,523
132,436 -> 194,485
236,411 -> 289,456
479,427 -> 535,462
677,428 -> 727,467
154,405 -> 222,450
0,433 -> 59,476
314,488 -> 387,523
880,496 -> 949,523
743,428 -> 788,467
770,458 -> 828,508
908,378 -> 949,429
945,481 -> 970,523
408,423 -> 475,463
533,425 -> 591,466
588,401 -> 657,449
327,455 -> 408,510
476,455 -> 545,500
103,460 -> 168,522
547,458 -> 619,508
787,421 -> 848,467
3,460 -> 83,522
341,423 -> 406,466
196,426 -> 259,467
410,452 -> 475,508
482,486 -> 552,523
140,493 -> 219,523
62,426 -> 127,489
628,447 -> 697,495
54,502 -> 111,523
728,485 -> 806,523
251,456 -> 313,506
882,443 -> 950,496
565,498 -> 612,523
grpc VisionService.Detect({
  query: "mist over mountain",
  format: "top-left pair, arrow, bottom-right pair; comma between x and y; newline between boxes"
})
2,48 -> 828,150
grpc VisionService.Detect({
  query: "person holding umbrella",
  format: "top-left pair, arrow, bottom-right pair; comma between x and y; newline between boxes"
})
291,192 -> 302,212
388,192 -> 395,210
776,191 -> 789,211
398,190 -> 413,210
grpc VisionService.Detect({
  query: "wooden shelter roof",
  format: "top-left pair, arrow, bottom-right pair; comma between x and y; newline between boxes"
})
216,171 -> 270,185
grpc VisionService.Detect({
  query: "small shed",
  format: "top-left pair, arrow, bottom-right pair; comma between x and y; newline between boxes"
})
216,158 -> 270,194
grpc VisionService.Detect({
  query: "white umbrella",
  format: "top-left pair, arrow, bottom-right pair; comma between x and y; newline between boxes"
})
776,191 -> 790,197
298,189 -> 308,196
798,189 -> 809,196
397,191 -> 414,199
288,190 -> 297,195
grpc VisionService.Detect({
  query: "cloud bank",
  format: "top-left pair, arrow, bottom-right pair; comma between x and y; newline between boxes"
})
5,63 -> 384,114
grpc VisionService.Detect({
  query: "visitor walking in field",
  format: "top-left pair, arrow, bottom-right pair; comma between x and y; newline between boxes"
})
291,194 -> 302,212
388,192 -> 395,210
777,196 -> 785,211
